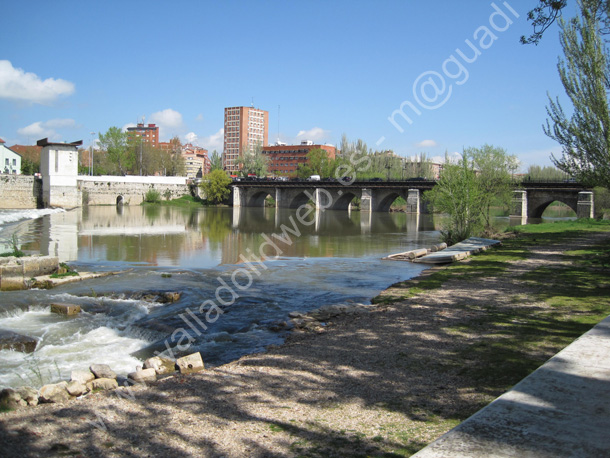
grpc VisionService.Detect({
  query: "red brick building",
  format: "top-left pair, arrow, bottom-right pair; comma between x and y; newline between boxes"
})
223,106 -> 269,173
262,141 -> 337,177
127,123 -> 159,147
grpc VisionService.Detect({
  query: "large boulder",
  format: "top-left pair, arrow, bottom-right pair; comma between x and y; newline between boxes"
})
89,364 -> 116,379
16,386 -> 39,406
128,368 -> 157,384
71,369 -> 95,385
39,382 -> 71,403
50,303 -> 81,316
176,352 -> 204,374
143,356 -> 176,375
0,329 -> 37,353
87,378 -> 118,391
66,380 -> 87,397
0,388 -> 26,409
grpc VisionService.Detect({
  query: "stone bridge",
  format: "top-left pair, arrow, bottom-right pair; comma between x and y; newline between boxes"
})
232,180 -> 436,213
512,181 -> 594,219
233,179 -> 595,217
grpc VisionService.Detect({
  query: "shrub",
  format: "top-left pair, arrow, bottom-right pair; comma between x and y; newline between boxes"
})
144,189 -> 161,204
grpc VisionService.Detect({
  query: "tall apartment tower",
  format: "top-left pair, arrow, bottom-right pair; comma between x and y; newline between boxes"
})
222,106 -> 269,173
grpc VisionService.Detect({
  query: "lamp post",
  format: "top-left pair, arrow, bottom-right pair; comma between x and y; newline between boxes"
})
90,132 -> 95,176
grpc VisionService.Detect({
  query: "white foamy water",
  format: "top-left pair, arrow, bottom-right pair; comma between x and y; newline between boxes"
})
0,295 -> 155,389
0,208 -> 65,227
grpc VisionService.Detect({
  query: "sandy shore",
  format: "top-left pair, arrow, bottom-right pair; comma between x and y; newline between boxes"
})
1,231 -> 608,458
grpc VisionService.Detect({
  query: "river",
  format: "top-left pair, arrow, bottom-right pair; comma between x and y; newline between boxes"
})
0,205 -> 445,389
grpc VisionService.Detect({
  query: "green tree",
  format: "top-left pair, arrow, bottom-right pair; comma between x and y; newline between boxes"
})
98,127 -> 133,175
240,142 -> 268,177
425,152 -> 486,245
209,150 -> 222,172
470,145 -> 519,230
200,169 -> 232,203
545,1 -> 610,187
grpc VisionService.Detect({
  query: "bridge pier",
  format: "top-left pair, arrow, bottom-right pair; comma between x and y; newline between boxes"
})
512,190 -> 527,218
577,191 -> 594,218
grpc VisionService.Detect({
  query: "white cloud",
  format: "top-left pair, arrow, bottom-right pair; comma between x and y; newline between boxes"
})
199,128 -> 224,152
17,118 -> 78,142
148,109 -> 185,141
0,60 -> 75,104
184,132 -> 198,144
415,139 -> 438,148
295,127 -> 330,143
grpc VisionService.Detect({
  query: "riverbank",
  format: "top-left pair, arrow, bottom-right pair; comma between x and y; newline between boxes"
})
0,220 -> 609,457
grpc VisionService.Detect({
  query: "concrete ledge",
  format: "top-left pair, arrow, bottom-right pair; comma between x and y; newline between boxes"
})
412,315 -> 610,458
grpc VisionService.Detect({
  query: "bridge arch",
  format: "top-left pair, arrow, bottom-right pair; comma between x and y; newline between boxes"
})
329,191 -> 358,211
116,195 -> 124,206
376,191 -> 407,212
246,190 -> 274,207
529,198 -> 577,219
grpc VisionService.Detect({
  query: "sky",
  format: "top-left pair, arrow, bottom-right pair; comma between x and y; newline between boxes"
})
1,1 -> 577,170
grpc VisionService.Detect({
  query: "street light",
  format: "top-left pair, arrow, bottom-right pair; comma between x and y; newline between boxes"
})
90,132 -> 95,176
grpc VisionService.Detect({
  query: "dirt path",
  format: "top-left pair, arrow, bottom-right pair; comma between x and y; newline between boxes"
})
1,231 -> 609,457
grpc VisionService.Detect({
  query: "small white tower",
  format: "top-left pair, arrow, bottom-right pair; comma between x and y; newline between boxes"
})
38,138 -> 82,208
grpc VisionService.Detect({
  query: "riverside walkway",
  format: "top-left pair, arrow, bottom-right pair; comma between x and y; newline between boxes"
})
413,314 -> 610,457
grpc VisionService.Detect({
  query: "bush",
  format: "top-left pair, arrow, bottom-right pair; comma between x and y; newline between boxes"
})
144,189 -> 161,204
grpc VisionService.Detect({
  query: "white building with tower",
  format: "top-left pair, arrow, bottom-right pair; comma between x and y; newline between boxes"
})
38,138 -> 82,208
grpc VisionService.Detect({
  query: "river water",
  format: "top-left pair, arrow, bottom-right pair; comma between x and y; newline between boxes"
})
0,205 -> 443,388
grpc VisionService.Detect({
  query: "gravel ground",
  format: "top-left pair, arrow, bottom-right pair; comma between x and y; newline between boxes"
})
1,232 -> 608,458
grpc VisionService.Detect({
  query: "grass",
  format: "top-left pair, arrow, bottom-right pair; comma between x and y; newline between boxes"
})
50,262 -> 79,279
141,194 -> 216,207
365,219 -> 610,455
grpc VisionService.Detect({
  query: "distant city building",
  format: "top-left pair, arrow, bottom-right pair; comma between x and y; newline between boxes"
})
182,143 -> 210,179
0,138 -> 22,175
223,106 -> 269,173
262,141 -> 337,177
126,123 -> 159,147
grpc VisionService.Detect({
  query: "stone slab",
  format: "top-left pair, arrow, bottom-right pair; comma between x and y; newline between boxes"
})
50,303 -> 81,316
413,237 -> 502,264
412,314 -> 610,458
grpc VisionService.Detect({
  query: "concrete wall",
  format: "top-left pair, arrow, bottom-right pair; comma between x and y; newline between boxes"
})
0,175 -> 41,209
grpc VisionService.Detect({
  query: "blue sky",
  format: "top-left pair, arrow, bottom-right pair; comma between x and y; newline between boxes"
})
1,1 -> 575,170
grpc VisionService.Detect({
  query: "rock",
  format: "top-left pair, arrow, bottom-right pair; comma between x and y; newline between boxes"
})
288,311 -> 304,318
71,369 -> 95,385
39,382 -> 71,403
0,388 -> 26,409
87,378 -> 118,391
176,352 -> 204,374
16,386 -> 39,406
143,356 -> 176,375
50,303 -> 81,316
89,364 -> 116,379
128,368 -> 157,384
160,292 -> 181,303
0,329 -> 38,353
66,380 -> 87,397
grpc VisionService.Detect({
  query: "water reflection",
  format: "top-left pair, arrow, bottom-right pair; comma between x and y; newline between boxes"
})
19,206 -> 440,268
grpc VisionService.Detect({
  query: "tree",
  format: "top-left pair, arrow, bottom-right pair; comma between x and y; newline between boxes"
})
209,150 -> 222,172
239,142 -> 268,177
523,0 -> 610,44
425,152 -> 486,245
200,169 -> 232,203
98,127 -> 133,175
545,1 -> 610,187
470,145 -> 519,230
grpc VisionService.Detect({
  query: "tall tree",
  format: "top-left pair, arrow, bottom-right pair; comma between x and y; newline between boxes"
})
239,142 -> 268,177
545,0 -> 610,187
425,152 -> 485,245
209,150 -> 222,172
522,0 -> 610,44
470,145 -> 519,230
98,127 -> 133,175
200,169 -> 232,203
